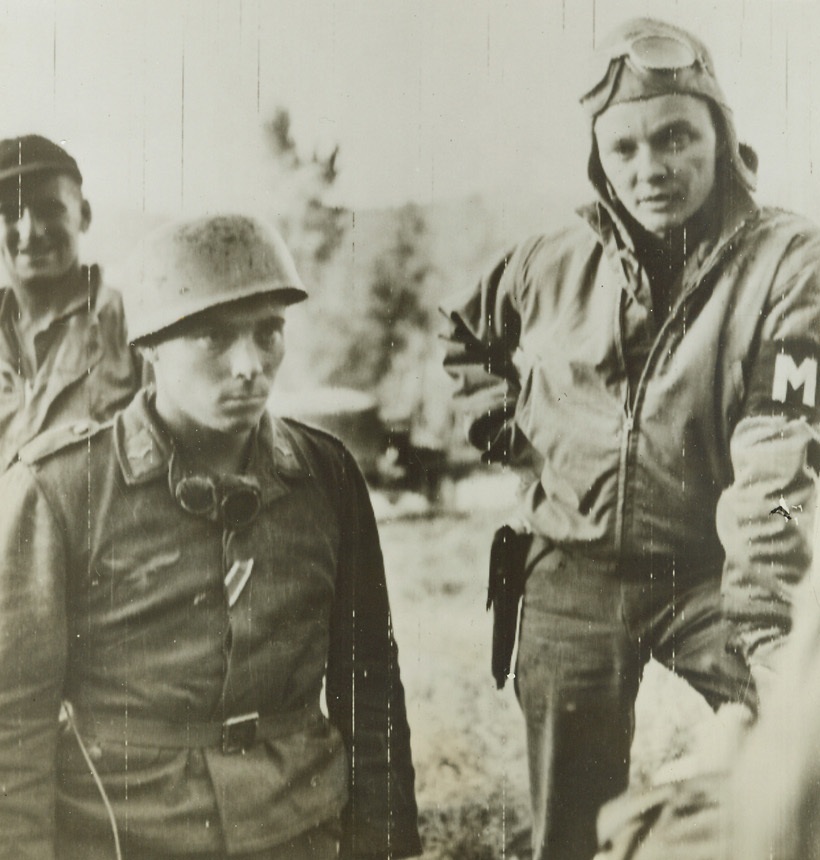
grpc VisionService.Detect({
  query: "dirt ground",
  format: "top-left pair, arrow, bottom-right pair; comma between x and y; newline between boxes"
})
377,473 -> 721,860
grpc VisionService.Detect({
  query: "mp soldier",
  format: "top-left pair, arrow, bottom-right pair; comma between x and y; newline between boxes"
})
0,134 -> 141,468
0,214 -> 421,860
443,17 -> 820,860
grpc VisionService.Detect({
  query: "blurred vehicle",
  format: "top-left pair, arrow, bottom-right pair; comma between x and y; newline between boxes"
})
270,386 -> 455,500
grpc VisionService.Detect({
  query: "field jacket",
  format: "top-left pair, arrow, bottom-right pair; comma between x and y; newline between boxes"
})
0,391 -> 421,859
443,187 -> 820,638
0,265 -> 142,469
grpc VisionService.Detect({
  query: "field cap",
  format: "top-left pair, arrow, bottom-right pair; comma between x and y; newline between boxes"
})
0,135 -> 83,187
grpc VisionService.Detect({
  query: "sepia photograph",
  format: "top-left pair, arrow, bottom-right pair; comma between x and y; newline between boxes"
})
0,1 -> 819,858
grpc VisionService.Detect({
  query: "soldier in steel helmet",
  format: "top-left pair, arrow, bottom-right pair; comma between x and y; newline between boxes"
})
0,134 -> 141,468
0,214 -> 421,860
443,16 -> 820,860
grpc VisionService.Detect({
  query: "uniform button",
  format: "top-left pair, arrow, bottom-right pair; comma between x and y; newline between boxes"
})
87,744 -> 103,762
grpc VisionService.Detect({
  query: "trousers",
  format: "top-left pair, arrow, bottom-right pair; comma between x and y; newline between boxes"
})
515,539 -> 753,860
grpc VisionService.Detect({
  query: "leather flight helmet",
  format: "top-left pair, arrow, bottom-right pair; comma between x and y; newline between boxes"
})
580,17 -> 758,194
124,213 -> 308,344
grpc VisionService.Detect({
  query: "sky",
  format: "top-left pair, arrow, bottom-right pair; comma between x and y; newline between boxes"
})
2,0 -> 819,222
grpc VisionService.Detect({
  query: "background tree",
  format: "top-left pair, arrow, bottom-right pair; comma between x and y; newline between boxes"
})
263,108 -> 347,280
332,202 -> 434,397
264,109 -> 441,423
261,108 -> 353,386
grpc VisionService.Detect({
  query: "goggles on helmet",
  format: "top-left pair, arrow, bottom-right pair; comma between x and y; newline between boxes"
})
617,34 -> 704,73
581,31 -> 712,113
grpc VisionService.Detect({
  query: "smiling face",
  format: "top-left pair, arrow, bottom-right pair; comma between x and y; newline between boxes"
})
0,173 -> 91,287
149,297 -> 287,441
594,93 -> 718,238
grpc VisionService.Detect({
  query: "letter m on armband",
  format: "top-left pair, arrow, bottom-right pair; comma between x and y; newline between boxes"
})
747,339 -> 820,421
773,353 -> 817,407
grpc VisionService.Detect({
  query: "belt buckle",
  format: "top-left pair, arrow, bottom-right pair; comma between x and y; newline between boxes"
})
222,712 -> 259,754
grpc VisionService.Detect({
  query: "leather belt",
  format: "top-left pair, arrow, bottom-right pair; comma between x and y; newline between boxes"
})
68,701 -> 326,755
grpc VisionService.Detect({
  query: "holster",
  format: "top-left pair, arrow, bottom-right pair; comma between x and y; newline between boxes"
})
487,524 -> 533,689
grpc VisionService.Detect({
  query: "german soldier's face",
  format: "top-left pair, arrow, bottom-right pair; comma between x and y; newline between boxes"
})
0,173 -> 91,287
594,94 -> 718,238
149,298 -> 287,437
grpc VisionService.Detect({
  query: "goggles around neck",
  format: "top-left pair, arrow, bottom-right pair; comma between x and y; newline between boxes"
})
169,452 -> 262,532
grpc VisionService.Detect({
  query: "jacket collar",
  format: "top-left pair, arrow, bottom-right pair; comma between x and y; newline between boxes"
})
0,264 -> 101,335
0,265 -> 103,373
576,178 -> 760,277
113,389 -> 308,504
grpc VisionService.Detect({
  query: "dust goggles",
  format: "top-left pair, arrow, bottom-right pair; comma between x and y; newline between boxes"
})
611,33 -> 706,74
581,31 -> 713,112
169,454 -> 262,532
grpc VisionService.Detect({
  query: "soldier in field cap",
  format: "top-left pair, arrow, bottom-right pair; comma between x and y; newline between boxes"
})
0,213 -> 421,860
0,134 -> 141,468
443,16 -> 820,860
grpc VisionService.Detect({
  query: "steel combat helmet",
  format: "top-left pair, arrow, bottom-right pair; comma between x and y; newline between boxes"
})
123,214 -> 307,344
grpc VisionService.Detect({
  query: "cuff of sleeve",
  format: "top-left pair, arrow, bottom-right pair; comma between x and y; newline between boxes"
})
738,627 -> 789,712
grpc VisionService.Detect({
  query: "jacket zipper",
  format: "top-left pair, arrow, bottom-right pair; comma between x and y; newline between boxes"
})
612,279 -> 633,554
614,410 -> 634,553
611,219 -> 750,556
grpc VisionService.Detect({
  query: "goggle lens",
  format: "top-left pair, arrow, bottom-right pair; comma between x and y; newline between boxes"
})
221,487 -> 262,532
175,474 -> 261,531
628,35 -> 698,71
176,475 -> 218,516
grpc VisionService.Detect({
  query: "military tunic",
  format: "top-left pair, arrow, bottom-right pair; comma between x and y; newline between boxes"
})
0,390 -> 420,859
